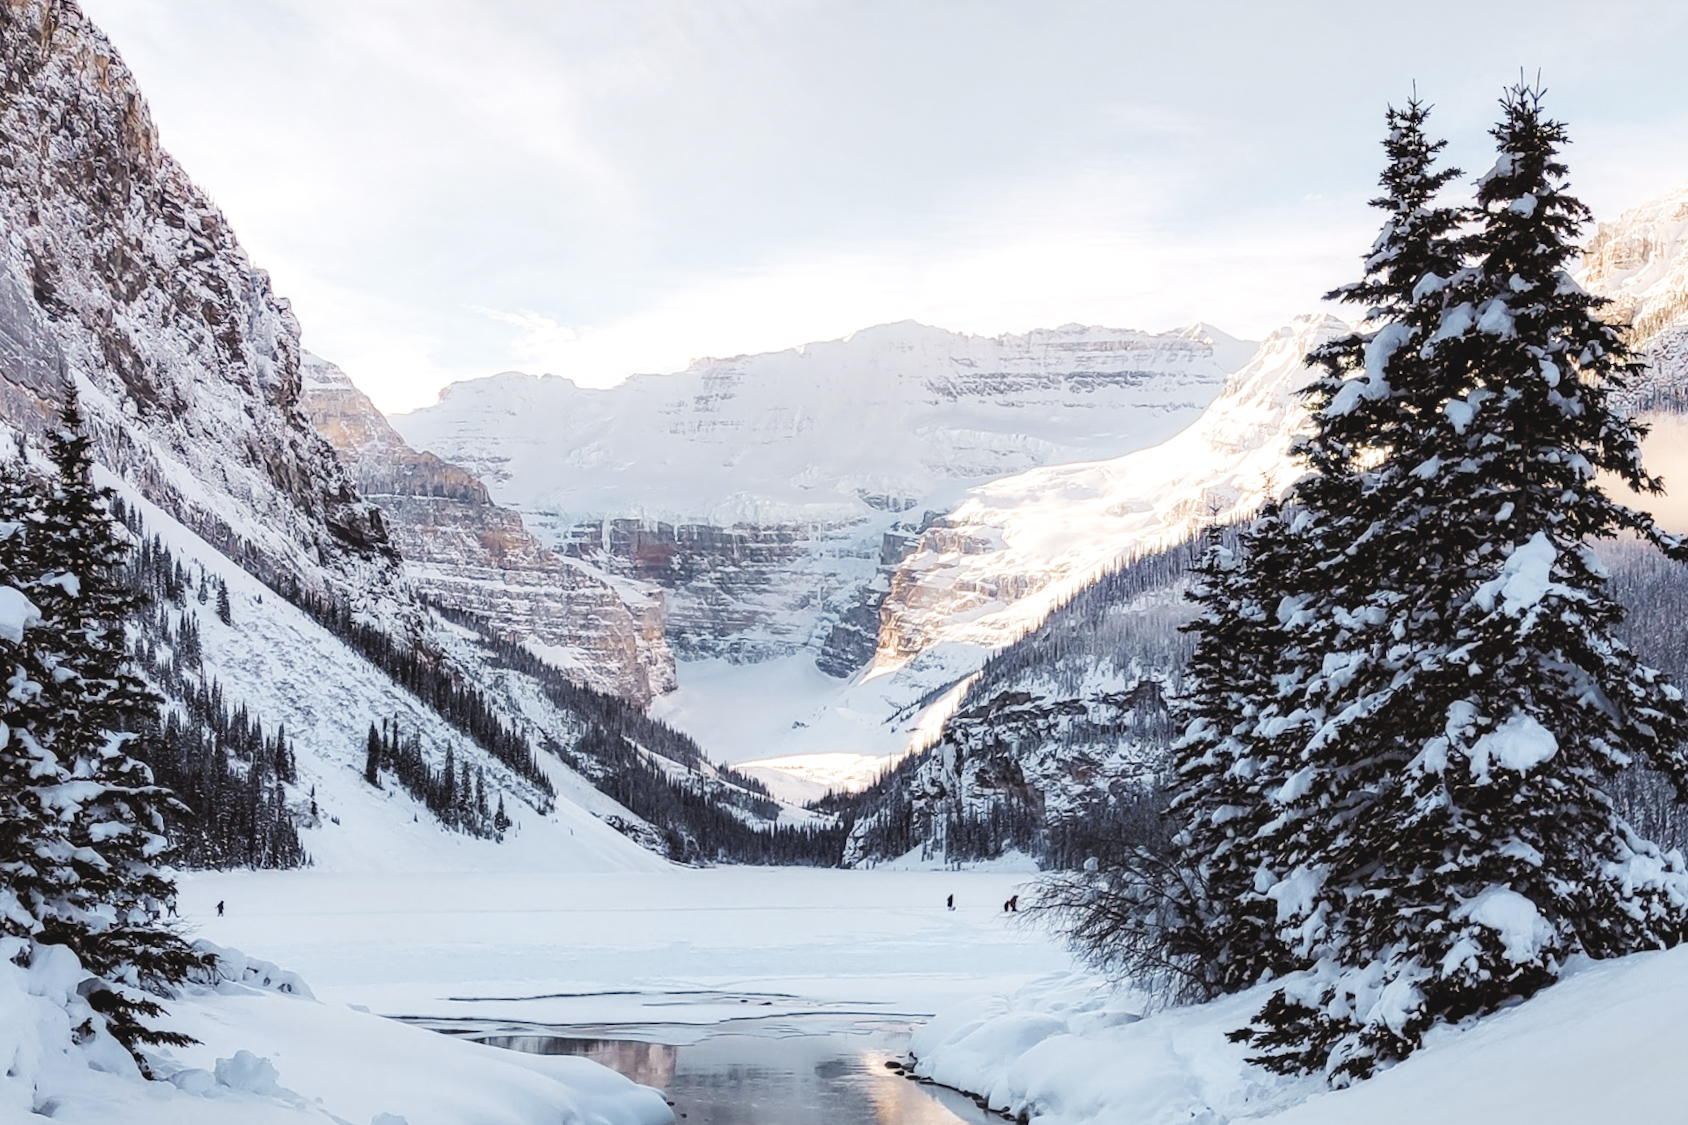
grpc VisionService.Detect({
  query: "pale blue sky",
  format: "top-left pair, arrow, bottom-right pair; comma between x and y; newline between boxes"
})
81,0 -> 1688,410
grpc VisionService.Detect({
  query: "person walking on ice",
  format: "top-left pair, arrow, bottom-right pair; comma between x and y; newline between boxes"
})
946,894 -> 954,911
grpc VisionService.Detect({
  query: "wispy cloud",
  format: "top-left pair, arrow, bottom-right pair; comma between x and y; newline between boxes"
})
82,0 -> 1688,412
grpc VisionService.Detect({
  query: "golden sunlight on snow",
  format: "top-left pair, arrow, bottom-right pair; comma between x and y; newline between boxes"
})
1623,412 -> 1688,535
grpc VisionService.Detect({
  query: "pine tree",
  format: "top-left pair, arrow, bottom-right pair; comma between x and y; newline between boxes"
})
27,392 -> 204,1056
1234,87 -> 1688,1081
0,457 -> 67,963
1038,100 -> 1473,1009
215,578 -> 231,625
365,722 -> 382,786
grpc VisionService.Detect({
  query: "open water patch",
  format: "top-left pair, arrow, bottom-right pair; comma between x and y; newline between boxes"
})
419,1010 -> 1001,1124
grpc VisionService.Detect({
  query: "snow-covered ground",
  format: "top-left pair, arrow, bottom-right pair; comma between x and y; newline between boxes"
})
911,948 -> 1688,1125
10,864 -> 1066,1124
123,862 -> 1688,1125
3,935 -> 674,1125
173,867 -> 1068,1026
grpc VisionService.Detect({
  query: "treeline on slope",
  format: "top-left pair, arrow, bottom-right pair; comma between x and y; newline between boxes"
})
362,718 -> 511,840
962,537 -> 1202,703
428,600 -> 766,786
1603,536 -> 1688,851
436,605 -> 848,864
113,502 -> 305,869
825,538 -> 1204,869
564,726 -> 846,865
117,501 -> 544,851
278,583 -> 556,808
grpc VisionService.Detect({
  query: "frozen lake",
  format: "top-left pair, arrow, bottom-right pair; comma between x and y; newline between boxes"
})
175,866 -> 1070,1118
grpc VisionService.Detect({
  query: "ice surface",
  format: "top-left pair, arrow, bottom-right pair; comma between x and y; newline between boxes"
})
172,866 -> 1070,1026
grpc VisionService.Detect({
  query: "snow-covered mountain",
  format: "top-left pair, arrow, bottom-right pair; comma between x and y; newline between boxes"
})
300,353 -> 675,704
652,319 -> 1333,785
871,315 -> 1340,670
856,183 -> 1688,706
806,319 -> 1337,857
0,0 -> 816,873
393,320 -> 1249,666
1579,186 -> 1688,412
0,0 -> 392,605
837,184 -> 1688,865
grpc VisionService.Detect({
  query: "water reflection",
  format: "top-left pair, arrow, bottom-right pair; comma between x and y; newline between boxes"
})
465,1017 -> 995,1125
476,1035 -> 678,1090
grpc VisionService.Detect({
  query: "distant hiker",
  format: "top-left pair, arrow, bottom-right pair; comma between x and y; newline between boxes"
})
1004,895 -> 1019,913
946,894 -> 954,911
166,899 -> 178,918
216,900 -> 225,917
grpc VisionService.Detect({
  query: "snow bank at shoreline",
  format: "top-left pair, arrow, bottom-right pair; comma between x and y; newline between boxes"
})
911,944 -> 1688,1124
2,938 -> 673,1125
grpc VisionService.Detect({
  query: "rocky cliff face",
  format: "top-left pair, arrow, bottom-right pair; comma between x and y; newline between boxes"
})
0,0 -> 807,871
0,0 -> 395,601
868,315 -> 1340,671
1580,187 -> 1688,412
394,320 -> 1248,667
301,355 -> 674,703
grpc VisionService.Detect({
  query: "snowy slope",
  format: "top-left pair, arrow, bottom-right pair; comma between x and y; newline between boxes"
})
911,944 -> 1688,1125
872,315 -> 1339,668
107,470 -> 667,875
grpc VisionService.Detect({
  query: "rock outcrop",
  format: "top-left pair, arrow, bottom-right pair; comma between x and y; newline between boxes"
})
0,0 -> 395,601
301,355 -> 674,703
1579,186 -> 1688,412
867,315 -> 1340,670
394,320 -> 1249,669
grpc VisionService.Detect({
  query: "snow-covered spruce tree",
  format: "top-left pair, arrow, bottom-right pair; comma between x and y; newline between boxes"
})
0,456 -> 69,966
1155,507 -> 1312,997
1241,87 -> 1688,1081
19,392 -> 203,1058
1222,98 -> 1477,1075
1033,99 -> 1474,1005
